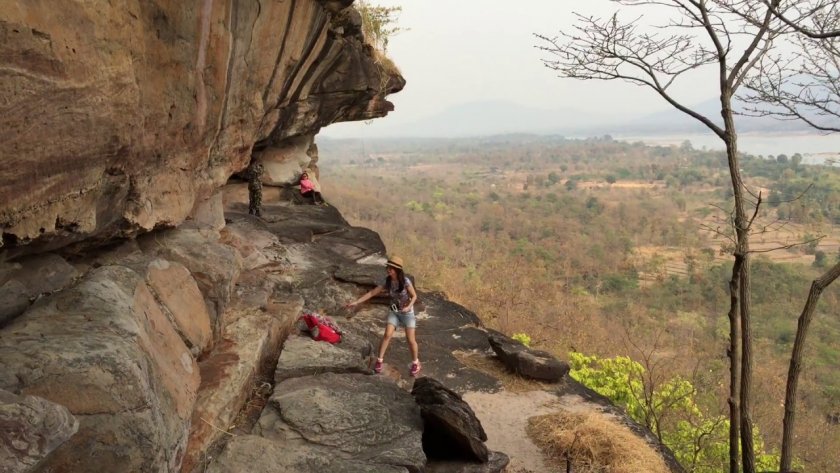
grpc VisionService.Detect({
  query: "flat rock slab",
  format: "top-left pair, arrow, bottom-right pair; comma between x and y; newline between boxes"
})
274,331 -> 372,382
346,293 -> 501,393
207,435 -> 410,473
253,372 -> 426,472
313,227 -> 386,261
425,451 -> 511,473
262,205 -> 349,243
0,389 -> 79,473
488,330 -> 569,382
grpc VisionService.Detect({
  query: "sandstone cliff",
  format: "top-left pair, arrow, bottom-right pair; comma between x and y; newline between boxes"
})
0,3 -> 688,472
0,0 -> 403,256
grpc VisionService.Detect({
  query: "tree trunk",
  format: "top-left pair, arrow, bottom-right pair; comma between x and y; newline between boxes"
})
780,261 -> 840,472
726,254 -> 743,473
740,254 -> 756,473
722,88 -> 754,473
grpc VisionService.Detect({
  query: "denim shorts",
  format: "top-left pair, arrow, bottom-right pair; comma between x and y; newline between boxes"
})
387,309 -> 416,329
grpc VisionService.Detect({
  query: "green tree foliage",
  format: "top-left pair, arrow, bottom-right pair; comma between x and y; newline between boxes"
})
814,250 -> 827,268
568,352 -> 782,473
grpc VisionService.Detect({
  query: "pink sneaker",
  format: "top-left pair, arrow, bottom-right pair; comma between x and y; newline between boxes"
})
373,359 -> 383,374
410,361 -> 422,377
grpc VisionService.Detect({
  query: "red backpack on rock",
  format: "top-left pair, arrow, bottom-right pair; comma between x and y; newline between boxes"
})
297,311 -> 342,344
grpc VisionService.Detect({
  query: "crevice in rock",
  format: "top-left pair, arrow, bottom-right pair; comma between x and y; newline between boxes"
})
188,317 -> 294,473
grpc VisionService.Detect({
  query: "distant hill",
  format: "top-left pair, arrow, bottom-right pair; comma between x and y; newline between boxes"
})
323,100 -> 618,138
613,98 -> 814,134
323,98 -> 820,139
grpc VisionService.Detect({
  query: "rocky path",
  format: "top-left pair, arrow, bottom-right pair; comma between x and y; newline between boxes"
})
1,183 -> 684,473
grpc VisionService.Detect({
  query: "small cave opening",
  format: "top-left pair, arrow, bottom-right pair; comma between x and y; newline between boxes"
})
419,415 -> 487,464
1,232 -> 19,247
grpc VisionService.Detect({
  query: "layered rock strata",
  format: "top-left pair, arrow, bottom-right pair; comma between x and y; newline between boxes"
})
0,0 -> 404,255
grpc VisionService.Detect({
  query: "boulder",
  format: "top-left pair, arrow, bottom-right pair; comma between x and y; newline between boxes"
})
0,389 -> 79,473
0,266 -> 199,472
253,372 -> 426,472
146,258 -> 214,355
487,331 -> 569,382
411,377 -> 488,463
138,228 -> 243,340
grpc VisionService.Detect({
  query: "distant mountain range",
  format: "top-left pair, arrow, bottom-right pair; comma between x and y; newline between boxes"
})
628,98 -> 815,134
322,99 -> 816,139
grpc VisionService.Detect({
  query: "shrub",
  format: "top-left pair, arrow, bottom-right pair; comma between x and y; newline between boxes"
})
511,332 -> 532,347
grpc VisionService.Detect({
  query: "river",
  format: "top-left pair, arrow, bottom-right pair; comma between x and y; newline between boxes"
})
614,132 -> 840,165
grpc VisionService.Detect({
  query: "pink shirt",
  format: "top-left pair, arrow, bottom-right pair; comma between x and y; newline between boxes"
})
300,177 -> 315,194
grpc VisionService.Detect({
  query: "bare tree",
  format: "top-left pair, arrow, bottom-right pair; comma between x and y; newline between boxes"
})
726,2 -> 840,470
720,1 -> 840,133
536,2 -> 781,472
742,35 -> 840,132
762,0 -> 840,39
732,3 -> 840,471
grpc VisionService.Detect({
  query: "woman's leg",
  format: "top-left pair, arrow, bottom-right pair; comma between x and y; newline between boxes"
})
377,323 -> 396,360
405,327 -> 419,362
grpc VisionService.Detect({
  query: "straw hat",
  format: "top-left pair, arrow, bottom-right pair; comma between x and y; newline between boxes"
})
386,255 -> 404,270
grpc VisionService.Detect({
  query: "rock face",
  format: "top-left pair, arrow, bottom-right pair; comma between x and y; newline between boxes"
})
0,389 -> 79,473
0,265 -> 200,472
0,0 -> 404,255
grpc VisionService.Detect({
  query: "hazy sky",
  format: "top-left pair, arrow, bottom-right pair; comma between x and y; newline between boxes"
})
324,0 -> 721,138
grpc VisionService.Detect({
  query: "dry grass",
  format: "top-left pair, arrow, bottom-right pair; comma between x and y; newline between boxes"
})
373,48 -> 401,76
527,411 -> 671,473
453,350 -> 555,393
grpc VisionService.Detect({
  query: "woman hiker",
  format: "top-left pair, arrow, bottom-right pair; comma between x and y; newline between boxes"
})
345,256 -> 421,377
299,170 -> 324,205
